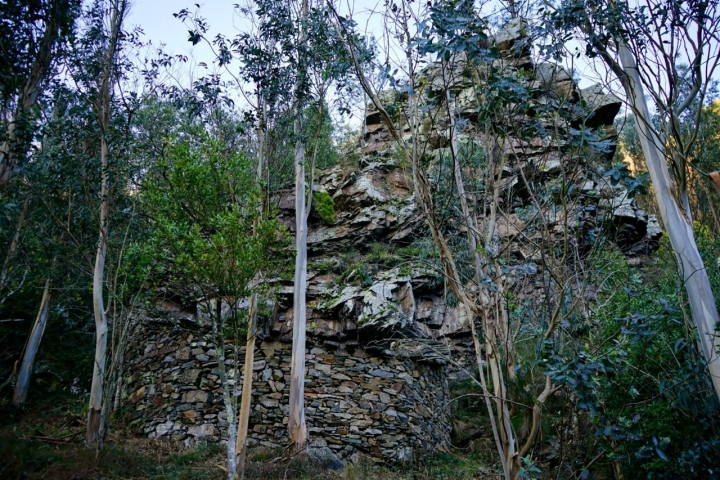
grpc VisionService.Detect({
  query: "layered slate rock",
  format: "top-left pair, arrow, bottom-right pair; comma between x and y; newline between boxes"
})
123,17 -> 662,464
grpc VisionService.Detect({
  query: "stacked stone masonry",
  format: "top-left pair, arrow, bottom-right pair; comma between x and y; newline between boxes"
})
124,320 -> 451,463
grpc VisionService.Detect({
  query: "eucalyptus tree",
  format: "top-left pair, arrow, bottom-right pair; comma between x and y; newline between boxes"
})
547,0 -> 720,403
230,5 -> 294,471
178,0 -> 356,458
284,0 -> 358,453
0,0 -> 81,190
59,0 -> 133,445
330,1 -> 621,476
142,138 -> 286,480
175,3 -> 294,468
88,0 -> 127,445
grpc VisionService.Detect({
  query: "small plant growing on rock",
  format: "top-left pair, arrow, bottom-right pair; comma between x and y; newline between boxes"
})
313,190 -> 336,224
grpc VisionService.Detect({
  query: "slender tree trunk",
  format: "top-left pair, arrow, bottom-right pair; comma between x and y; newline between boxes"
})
235,99 -> 267,478
236,97 -> 268,478
443,62 -> 516,479
288,103 -> 309,453
235,290 -> 258,477
329,6 -> 518,473
13,279 -> 51,404
616,42 -> 720,401
0,0 -> 71,190
86,0 -> 127,446
0,195 -> 30,300
211,301 -> 238,480
288,0 -> 310,454
87,134 -> 110,444
0,123 -> 20,190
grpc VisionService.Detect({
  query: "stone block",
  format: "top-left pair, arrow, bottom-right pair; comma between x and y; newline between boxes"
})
187,424 -> 218,438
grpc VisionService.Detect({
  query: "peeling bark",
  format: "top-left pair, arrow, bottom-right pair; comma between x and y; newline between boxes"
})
288,0 -> 310,454
86,0 -> 127,447
13,279 -> 51,404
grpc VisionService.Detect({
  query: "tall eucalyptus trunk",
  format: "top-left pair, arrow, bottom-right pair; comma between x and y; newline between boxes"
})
235,97 -> 268,478
86,0 -> 127,447
614,41 -> 720,401
288,0 -> 310,453
443,61 -> 514,479
0,0 -> 77,190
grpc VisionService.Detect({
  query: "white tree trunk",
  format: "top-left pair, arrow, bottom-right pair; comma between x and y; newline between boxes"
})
616,41 -> 720,401
87,135 -> 109,443
209,301 -> 238,480
288,112 -> 309,453
442,72 -> 513,478
288,0 -> 309,454
86,0 -> 126,446
13,278 -> 51,404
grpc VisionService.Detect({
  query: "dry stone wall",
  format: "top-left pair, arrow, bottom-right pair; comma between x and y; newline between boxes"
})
123,319 -> 451,463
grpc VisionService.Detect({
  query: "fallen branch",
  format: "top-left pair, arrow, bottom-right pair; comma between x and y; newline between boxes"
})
25,430 -> 82,444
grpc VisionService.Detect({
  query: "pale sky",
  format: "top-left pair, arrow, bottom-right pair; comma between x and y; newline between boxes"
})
127,1 -> 239,60
124,1 -> 612,124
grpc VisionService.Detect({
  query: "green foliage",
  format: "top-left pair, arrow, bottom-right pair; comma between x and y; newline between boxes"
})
341,262 -> 373,288
0,395 -> 225,479
546,244 -> 720,478
142,137 -> 288,329
367,242 -> 393,265
604,162 -> 649,197
312,190 -> 335,225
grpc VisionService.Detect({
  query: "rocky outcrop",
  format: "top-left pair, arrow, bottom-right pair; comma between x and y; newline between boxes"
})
276,163 -> 422,254
124,17 -> 662,463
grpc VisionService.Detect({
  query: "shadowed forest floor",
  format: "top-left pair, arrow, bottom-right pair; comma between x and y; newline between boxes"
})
0,395 -> 497,480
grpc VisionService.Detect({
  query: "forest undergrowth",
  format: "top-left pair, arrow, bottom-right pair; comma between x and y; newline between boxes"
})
0,395 -> 493,480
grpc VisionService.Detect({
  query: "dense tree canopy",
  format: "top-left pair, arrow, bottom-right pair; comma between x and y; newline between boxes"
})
1,1 -> 720,479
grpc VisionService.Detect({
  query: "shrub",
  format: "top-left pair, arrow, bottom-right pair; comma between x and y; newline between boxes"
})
313,190 -> 335,224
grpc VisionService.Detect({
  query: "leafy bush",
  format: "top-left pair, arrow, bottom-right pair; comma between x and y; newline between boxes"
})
547,244 -> 720,478
312,190 -> 335,224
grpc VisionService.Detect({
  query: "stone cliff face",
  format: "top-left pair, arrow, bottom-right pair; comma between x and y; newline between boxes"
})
266,21 -> 660,354
123,20 -> 660,463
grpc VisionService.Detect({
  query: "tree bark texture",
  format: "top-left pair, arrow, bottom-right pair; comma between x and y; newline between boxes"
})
0,0 -> 75,190
87,133 -> 110,444
616,42 -> 720,402
235,291 -> 258,477
288,0 -> 310,454
288,111 -> 309,453
235,98 -> 267,477
13,279 -> 51,404
211,300 -> 238,480
86,0 -> 127,446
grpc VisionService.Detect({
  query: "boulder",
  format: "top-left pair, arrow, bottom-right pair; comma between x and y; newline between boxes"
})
580,84 -> 622,127
492,17 -> 529,53
533,62 -> 576,100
